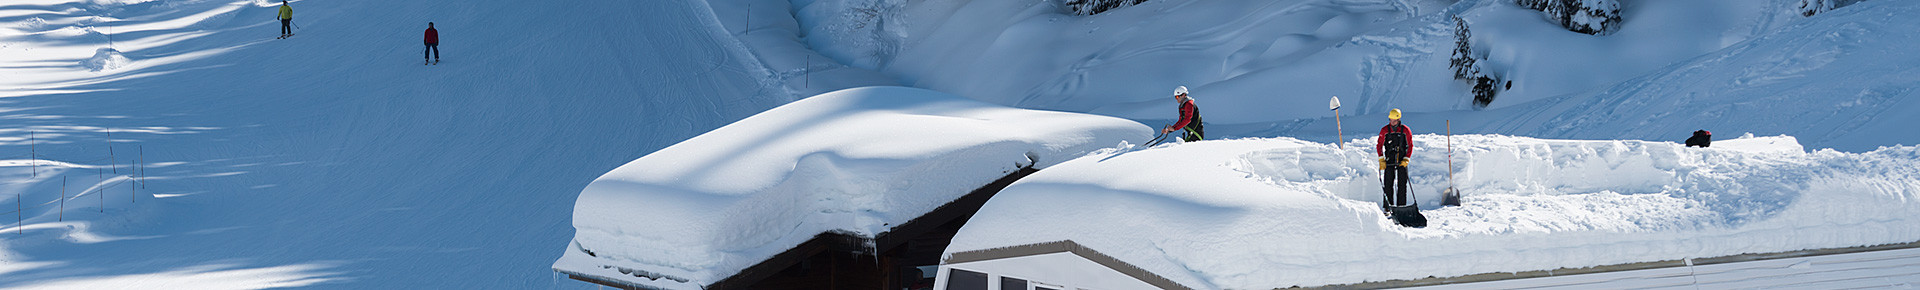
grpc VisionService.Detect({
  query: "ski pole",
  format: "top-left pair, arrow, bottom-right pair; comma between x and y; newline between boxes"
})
292,20 -> 300,30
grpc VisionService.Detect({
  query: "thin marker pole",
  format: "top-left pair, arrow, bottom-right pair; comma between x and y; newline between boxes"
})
29,131 -> 35,178
1447,120 -> 1455,190
108,128 -> 116,174
61,177 -> 65,221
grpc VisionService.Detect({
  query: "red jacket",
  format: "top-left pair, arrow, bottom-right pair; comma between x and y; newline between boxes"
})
424,28 -> 439,44
1376,123 -> 1413,158
1170,99 -> 1197,129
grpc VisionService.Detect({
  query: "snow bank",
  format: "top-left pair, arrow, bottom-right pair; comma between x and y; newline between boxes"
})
556,86 -> 1149,288
949,134 -> 1920,289
80,48 -> 129,71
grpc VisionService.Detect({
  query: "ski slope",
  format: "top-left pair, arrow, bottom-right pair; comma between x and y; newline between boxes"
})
1,0 -> 798,288
947,135 -> 1920,289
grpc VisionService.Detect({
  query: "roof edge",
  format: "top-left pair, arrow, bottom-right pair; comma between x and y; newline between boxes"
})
945,240 -> 1195,290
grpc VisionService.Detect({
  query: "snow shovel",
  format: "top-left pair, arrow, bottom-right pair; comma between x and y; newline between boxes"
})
1442,120 -> 1461,206
1382,159 -> 1427,228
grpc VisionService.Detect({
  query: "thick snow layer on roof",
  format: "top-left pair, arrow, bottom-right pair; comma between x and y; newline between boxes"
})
556,86 -> 1149,288
948,135 -> 1920,289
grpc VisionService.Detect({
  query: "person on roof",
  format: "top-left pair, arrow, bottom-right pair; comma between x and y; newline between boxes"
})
1377,109 -> 1414,208
276,1 -> 293,38
1686,130 -> 1711,148
424,22 -> 439,64
1160,86 -> 1204,143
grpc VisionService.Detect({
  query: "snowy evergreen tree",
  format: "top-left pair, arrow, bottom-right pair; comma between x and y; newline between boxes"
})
1472,75 -> 1499,108
1450,16 -> 1478,80
1062,0 -> 1149,16
1803,0 -> 1869,17
1802,0 -> 1832,16
1450,16 -> 1502,109
1517,0 -> 1621,35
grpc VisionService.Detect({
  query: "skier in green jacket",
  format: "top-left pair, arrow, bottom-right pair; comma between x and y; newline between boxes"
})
277,1 -> 293,38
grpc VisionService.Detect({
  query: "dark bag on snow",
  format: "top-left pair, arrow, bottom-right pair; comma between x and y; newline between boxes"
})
1686,130 -> 1712,147
1389,204 -> 1426,228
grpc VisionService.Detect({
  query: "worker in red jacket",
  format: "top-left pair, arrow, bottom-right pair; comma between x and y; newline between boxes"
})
424,22 -> 440,64
1376,109 -> 1414,208
1159,86 -> 1204,142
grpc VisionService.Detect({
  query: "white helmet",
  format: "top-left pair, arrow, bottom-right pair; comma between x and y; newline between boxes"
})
1174,86 -> 1188,96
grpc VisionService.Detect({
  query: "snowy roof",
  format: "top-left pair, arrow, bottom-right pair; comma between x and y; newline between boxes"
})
947,134 -> 1920,289
553,86 -> 1150,288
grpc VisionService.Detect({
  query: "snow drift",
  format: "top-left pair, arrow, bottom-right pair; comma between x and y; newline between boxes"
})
949,135 -> 1920,289
556,86 -> 1150,288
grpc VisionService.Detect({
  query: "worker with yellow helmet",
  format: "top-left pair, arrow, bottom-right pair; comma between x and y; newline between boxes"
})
1376,109 -> 1415,210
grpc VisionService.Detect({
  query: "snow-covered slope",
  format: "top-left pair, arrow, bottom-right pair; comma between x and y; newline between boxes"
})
788,0 -> 1803,122
1481,0 -> 1920,152
948,135 -> 1920,289
1,0 -> 798,288
3,0 -> 1916,287
781,0 -> 1919,154
555,86 -> 1149,289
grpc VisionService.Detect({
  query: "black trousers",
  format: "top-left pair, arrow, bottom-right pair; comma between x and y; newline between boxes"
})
425,43 -> 439,60
280,19 -> 291,35
1383,165 -> 1409,206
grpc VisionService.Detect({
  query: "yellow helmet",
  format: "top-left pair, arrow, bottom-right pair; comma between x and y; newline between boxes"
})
1388,108 -> 1402,120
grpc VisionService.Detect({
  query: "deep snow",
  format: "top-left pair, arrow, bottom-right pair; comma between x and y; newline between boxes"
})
0,0 -> 1916,288
2,0 -> 797,288
556,86 -> 1148,289
947,135 -> 1920,288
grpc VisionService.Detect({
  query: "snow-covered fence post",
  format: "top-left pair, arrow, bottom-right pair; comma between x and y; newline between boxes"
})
1330,96 -> 1344,149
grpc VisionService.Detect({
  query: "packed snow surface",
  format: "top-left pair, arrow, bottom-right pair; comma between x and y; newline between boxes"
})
556,86 -> 1149,288
2,0 -> 796,288
1,0 -> 1916,287
950,135 -> 1920,289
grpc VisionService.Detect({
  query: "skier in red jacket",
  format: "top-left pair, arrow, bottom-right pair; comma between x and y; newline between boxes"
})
1376,109 -> 1414,208
424,22 -> 439,64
